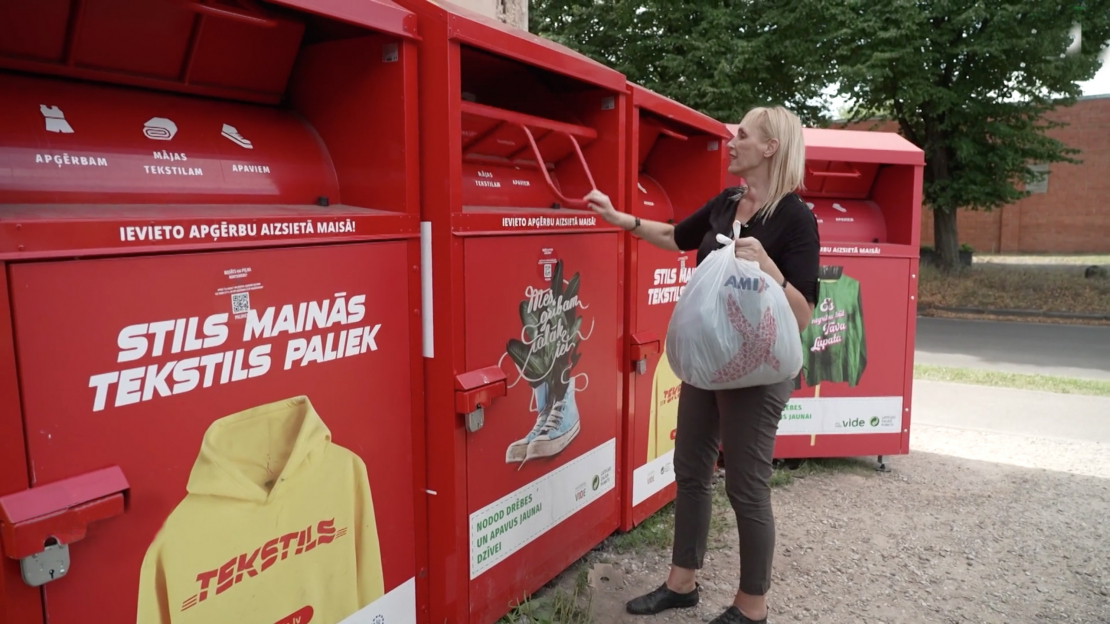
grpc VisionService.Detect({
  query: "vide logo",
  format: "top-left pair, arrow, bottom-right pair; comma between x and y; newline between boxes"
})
839,417 -> 882,429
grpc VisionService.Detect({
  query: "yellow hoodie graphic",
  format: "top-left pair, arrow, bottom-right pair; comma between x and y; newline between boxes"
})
137,396 -> 384,624
646,351 -> 682,462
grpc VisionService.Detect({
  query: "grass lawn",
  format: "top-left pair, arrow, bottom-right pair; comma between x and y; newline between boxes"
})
917,261 -> 1110,318
913,364 -> 1110,397
500,584 -> 593,624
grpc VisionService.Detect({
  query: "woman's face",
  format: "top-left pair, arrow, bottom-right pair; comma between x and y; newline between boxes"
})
726,120 -> 773,176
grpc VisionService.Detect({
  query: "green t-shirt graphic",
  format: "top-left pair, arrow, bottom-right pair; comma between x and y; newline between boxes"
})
796,266 -> 867,388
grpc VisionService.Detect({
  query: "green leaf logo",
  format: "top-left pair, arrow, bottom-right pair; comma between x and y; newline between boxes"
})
870,417 -> 880,427
592,475 -> 600,491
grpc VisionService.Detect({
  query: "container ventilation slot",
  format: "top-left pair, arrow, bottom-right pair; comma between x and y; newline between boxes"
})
802,161 -> 880,199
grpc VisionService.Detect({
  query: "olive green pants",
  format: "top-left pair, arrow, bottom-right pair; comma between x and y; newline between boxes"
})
671,379 -> 792,596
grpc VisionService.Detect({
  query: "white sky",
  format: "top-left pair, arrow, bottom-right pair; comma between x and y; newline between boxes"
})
1078,47 -> 1110,96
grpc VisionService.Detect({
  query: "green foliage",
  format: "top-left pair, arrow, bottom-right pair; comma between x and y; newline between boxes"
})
529,0 -> 840,125
532,0 -> 1110,271
831,0 -> 1109,270
505,261 -> 583,397
832,0 -> 1110,214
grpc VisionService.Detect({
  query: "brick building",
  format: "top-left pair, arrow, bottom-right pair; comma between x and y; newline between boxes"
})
842,93 -> 1110,254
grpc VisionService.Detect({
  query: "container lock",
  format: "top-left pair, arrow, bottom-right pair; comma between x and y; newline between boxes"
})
630,331 -> 661,375
0,466 -> 129,586
455,366 -> 508,433
21,539 -> 69,587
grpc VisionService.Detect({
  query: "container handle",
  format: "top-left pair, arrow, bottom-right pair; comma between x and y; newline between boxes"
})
182,0 -> 277,27
518,124 -> 597,210
806,166 -> 861,178
657,127 -> 689,141
642,118 -> 688,141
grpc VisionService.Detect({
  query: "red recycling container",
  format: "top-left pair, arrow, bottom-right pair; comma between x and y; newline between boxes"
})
0,2 -> 427,624
395,1 -> 628,622
725,125 -> 925,463
619,85 -> 730,532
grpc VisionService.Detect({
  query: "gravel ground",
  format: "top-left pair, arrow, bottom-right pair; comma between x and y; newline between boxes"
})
557,425 -> 1110,624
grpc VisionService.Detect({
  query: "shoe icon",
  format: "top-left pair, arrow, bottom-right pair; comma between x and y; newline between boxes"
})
524,383 -> 581,463
221,123 -> 253,149
40,105 -> 74,134
506,383 -> 550,464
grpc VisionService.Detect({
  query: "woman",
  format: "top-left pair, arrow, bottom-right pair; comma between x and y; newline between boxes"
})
584,106 -> 819,624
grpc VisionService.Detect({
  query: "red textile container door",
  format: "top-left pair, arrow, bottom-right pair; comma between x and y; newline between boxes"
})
724,125 -> 925,465
0,3 -> 427,624
398,1 -> 627,622
620,85 -> 730,532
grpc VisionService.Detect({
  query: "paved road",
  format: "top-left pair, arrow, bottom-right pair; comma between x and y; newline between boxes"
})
914,317 -> 1110,381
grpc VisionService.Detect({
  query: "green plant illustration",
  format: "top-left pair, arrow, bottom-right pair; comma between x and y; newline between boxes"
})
505,261 -> 583,395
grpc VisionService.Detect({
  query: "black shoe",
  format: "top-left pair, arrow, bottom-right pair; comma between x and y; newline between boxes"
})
709,606 -> 767,624
624,582 -> 700,615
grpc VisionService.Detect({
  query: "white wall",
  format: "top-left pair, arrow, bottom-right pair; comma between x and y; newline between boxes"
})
450,0 -> 528,31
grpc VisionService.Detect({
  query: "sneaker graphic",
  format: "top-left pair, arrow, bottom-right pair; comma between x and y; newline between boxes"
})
40,105 -> 73,134
524,383 -> 581,462
505,383 -> 550,464
221,123 -> 253,149
502,259 -> 590,467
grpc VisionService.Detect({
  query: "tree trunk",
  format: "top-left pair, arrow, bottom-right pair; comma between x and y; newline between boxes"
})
933,206 -> 961,273
922,114 -> 960,273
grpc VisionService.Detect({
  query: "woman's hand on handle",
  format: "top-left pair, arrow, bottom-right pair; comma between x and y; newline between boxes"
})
584,190 -> 627,228
734,237 -> 813,333
733,237 -> 782,283
583,190 -> 681,253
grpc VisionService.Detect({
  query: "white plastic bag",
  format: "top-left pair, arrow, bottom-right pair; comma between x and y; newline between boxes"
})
664,222 -> 803,391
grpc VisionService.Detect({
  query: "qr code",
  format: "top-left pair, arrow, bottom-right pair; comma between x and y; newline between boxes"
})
231,292 -> 250,314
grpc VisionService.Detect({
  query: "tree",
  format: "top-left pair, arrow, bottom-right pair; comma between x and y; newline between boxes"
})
831,0 -> 1110,271
533,0 -> 1110,272
529,0 -> 840,125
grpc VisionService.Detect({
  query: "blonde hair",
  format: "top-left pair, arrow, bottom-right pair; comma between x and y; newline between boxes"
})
731,106 -> 806,221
